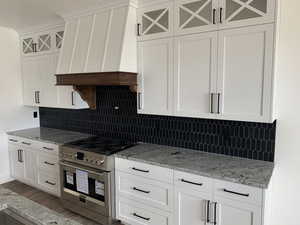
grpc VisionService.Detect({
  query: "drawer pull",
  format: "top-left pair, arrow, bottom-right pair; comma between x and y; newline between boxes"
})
9,139 -> 18,143
44,161 -> 55,166
22,142 -> 31,145
223,189 -> 250,197
45,181 -> 56,186
133,187 -> 151,194
133,213 -> 150,221
43,147 -> 54,151
181,179 -> 203,186
132,167 -> 149,173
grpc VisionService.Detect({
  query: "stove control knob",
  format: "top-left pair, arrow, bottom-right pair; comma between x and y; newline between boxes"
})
96,160 -> 105,165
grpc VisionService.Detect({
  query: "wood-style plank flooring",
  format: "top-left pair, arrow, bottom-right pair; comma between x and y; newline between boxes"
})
1,180 -> 121,225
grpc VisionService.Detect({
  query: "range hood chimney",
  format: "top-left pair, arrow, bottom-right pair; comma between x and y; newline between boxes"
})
56,3 -> 138,109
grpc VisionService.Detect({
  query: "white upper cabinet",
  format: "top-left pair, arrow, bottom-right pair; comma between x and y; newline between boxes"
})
175,0 -> 219,35
137,38 -> 173,115
21,27 -> 64,56
174,32 -> 218,119
216,24 -> 274,122
219,0 -> 276,29
137,2 -> 173,41
57,5 -> 137,74
22,54 -> 59,108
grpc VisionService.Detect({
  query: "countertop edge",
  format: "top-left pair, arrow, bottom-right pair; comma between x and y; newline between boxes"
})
115,154 -> 271,189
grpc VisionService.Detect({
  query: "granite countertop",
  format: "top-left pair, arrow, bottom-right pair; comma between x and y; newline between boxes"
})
0,187 -> 82,225
7,127 -> 92,145
115,143 -> 274,189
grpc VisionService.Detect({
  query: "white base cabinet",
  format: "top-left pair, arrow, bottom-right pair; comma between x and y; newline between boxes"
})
115,158 -> 267,225
8,136 -> 60,197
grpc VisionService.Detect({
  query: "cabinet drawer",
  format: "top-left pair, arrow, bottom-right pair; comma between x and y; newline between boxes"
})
38,153 -> 59,173
37,170 -> 59,195
115,158 -> 173,184
174,170 -> 213,193
214,179 -> 263,205
117,198 -> 172,225
116,171 -> 173,212
8,136 -> 39,149
37,142 -> 59,155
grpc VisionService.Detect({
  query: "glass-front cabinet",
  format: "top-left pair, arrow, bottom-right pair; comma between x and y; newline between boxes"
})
21,28 -> 64,56
173,0 -> 275,35
220,0 -> 275,28
137,2 -> 173,41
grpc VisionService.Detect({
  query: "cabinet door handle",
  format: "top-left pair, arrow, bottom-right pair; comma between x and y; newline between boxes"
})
181,179 -> 203,186
37,91 -> 40,104
43,147 -> 54,151
45,181 -> 56,186
22,142 -> 31,146
132,167 -> 149,173
213,9 -> 217,24
223,189 -> 250,197
217,93 -> 221,114
137,23 -> 141,36
71,91 -> 75,106
34,91 -> 37,104
137,93 -> 142,110
210,93 -> 214,113
133,213 -> 150,221
9,139 -> 18,143
206,200 -> 210,223
219,7 -> 223,24
44,161 -> 55,166
133,187 -> 151,194
213,202 -> 217,225
17,150 -> 20,162
18,150 -> 24,163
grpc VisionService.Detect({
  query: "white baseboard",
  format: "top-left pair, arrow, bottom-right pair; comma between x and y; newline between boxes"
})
0,175 -> 14,184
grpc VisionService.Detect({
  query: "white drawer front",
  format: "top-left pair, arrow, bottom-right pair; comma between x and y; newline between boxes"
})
8,136 -> 21,145
214,179 -> 263,205
116,158 -> 173,184
37,142 -> 59,155
174,170 -> 213,194
117,198 -> 172,225
37,170 -> 59,196
8,136 -> 39,149
116,171 -> 173,211
38,153 -> 59,173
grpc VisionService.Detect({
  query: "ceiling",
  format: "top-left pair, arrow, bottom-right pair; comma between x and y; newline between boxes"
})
0,0 -> 116,31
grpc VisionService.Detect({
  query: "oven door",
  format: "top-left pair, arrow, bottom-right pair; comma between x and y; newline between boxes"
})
60,161 -> 112,217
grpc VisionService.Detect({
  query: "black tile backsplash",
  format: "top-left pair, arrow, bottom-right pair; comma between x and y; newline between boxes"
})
40,86 -> 276,162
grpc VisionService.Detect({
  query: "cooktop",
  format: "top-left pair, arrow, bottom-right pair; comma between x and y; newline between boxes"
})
63,136 -> 136,155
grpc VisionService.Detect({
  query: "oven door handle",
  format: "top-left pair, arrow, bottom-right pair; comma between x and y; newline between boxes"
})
60,161 -> 107,176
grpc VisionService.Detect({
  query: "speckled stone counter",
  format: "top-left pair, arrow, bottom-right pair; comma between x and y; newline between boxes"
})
115,143 -> 274,189
7,127 -> 92,145
0,187 -> 82,225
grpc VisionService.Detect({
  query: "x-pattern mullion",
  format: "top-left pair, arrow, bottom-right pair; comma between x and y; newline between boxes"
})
226,0 -> 265,22
56,33 -> 63,48
23,39 -> 33,53
180,0 -> 212,29
143,8 -> 169,34
38,35 -> 51,51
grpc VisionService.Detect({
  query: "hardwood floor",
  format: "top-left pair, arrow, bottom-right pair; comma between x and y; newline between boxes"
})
1,180 -> 121,225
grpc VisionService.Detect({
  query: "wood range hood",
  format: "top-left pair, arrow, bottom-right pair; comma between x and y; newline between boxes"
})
56,72 -> 137,109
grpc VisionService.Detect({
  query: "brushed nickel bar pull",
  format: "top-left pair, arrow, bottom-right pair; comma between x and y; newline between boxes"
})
132,167 -> 149,173
213,9 -> 217,24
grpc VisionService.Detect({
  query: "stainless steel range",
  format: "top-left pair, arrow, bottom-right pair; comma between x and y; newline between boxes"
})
59,136 -> 135,225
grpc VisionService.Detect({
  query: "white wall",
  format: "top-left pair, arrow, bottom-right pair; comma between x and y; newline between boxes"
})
0,27 -> 39,184
266,1 -> 300,225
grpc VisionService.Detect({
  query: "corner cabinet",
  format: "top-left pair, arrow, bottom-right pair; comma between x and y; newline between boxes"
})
115,158 -> 267,225
137,0 -> 276,123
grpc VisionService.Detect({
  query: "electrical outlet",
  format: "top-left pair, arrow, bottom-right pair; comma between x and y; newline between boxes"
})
33,111 -> 38,118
